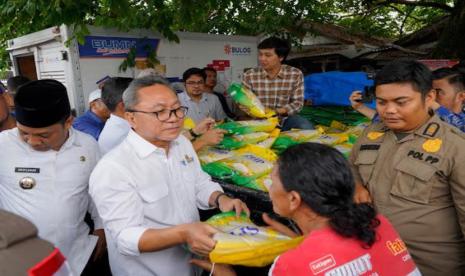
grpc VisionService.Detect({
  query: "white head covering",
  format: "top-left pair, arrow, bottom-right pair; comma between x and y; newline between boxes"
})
88,89 -> 102,104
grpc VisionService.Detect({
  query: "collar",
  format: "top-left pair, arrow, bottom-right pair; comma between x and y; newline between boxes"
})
109,114 -> 130,126
60,127 -> 82,151
182,91 -> 207,103
126,129 -> 180,159
414,115 -> 443,139
261,65 -> 285,79
374,115 -> 442,140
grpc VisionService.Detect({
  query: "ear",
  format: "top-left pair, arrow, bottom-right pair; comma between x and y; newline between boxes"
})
124,111 -> 136,127
457,91 -> 465,103
288,191 -> 302,212
64,115 -> 73,130
424,89 -> 436,107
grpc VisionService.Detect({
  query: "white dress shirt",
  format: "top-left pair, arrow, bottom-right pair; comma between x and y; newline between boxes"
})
90,130 -> 223,276
98,114 -> 130,155
0,128 -> 102,275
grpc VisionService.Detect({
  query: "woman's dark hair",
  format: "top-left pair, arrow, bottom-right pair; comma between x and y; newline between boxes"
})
278,143 -> 380,247
375,59 -> 432,100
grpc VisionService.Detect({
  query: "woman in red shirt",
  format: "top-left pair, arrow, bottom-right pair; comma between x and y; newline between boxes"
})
194,143 -> 420,276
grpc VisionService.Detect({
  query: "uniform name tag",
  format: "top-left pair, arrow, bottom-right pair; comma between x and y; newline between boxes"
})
15,167 -> 40,173
360,144 -> 380,151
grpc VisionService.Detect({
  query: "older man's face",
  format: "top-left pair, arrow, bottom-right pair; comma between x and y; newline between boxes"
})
127,84 -> 184,144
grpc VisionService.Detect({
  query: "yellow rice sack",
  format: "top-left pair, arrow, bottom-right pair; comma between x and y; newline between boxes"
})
207,212 -> 303,267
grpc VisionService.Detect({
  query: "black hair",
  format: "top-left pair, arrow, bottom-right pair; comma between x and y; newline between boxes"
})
203,67 -> 217,74
375,59 -> 432,99
258,37 -> 291,60
432,67 -> 465,92
7,76 -> 30,94
101,77 -> 133,112
182,67 -> 206,82
278,143 -> 380,247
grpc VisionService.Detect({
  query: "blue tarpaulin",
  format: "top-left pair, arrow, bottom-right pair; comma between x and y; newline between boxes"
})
304,71 -> 375,108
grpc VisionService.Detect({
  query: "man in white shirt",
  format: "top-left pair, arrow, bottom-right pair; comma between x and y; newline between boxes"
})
90,76 -> 249,276
0,80 -> 105,275
98,77 -> 133,154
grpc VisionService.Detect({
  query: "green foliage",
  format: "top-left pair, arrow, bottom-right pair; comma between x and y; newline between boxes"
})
0,0 -> 462,71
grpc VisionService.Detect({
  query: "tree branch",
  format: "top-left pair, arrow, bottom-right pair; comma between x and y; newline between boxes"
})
388,4 -> 422,21
375,0 -> 454,12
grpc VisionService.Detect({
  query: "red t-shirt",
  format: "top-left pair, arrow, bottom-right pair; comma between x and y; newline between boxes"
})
270,216 -> 420,276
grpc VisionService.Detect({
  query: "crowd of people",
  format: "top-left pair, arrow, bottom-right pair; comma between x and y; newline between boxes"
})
0,36 -> 464,276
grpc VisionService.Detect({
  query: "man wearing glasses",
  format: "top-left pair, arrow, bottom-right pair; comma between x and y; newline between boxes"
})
89,76 -> 249,276
178,67 -> 227,124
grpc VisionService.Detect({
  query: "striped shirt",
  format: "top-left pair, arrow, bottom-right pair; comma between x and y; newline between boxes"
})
242,64 -> 304,115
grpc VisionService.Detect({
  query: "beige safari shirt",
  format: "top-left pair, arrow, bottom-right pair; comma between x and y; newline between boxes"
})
349,115 -> 465,275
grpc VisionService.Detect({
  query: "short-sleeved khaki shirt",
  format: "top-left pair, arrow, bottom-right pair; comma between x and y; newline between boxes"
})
349,115 -> 465,275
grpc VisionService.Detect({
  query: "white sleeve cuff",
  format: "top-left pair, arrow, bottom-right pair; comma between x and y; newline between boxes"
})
197,182 -> 223,210
117,226 -> 148,256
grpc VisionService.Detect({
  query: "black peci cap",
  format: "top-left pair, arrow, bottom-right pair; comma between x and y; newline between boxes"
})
14,79 -> 71,128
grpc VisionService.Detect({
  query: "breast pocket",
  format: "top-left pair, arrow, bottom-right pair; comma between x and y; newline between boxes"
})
390,158 -> 436,204
354,150 -> 379,184
137,185 -> 169,219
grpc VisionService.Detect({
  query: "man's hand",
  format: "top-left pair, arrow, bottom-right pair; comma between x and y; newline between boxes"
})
92,229 -> 107,261
198,129 -> 227,146
190,259 -> 236,276
182,222 -> 218,256
262,213 -> 299,238
276,107 -> 288,116
194,118 -> 216,135
354,183 -> 372,204
218,195 -> 250,217
349,91 -> 365,110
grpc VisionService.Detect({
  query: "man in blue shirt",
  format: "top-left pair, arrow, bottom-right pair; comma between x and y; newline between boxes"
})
73,89 -> 111,140
431,68 -> 465,132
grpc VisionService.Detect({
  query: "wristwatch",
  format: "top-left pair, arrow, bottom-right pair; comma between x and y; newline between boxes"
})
214,192 -> 227,208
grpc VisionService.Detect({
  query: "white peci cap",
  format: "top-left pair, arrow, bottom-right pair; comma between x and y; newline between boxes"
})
88,89 -> 102,104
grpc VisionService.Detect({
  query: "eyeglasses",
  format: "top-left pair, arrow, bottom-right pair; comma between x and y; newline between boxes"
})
185,81 -> 205,86
127,106 -> 188,122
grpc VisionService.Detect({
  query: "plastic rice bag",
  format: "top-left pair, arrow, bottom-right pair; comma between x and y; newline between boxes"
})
256,128 -> 281,149
198,147 -> 234,164
183,117 -> 196,130
306,133 -> 348,145
217,117 -> 278,135
227,83 -> 269,118
206,212 -> 303,267
218,132 -> 270,150
333,143 -> 354,158
202,146 -> 276,187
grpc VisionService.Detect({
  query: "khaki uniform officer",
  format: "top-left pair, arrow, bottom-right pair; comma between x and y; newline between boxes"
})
350,60 -> 465,275
350,116 -> 465,275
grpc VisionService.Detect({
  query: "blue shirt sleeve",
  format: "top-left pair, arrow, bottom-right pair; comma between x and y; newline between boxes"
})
436,106 -> 465,132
